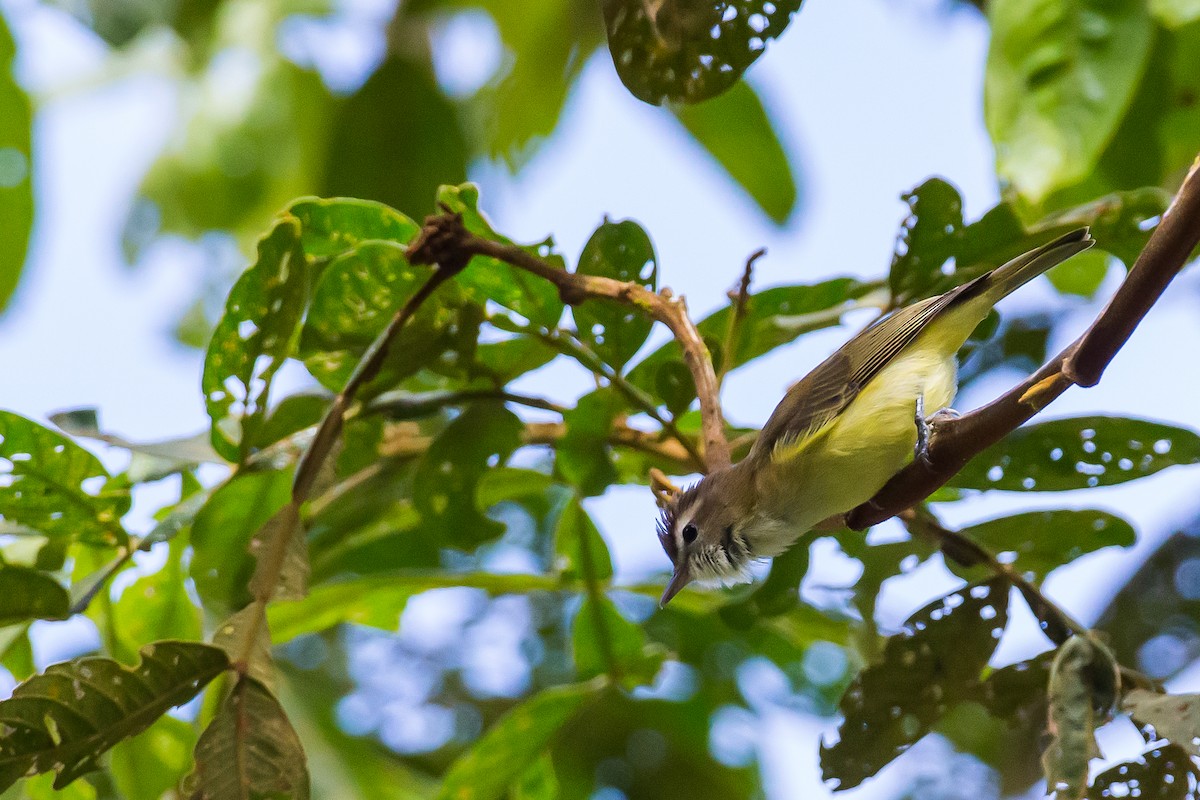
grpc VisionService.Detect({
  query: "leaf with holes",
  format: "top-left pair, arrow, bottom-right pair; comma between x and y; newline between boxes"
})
888,178 -> 964,305
951,416 -> 1200,492
974,655 -> 1053,731
437,184 -> 564,328
985,0 -> 1153,205
287,196 -> 419,259
603,0 -> 804,105
0,410 -> 128,547
627,277 -> 874,396
1087,743 -> 1196,799
436,679 -> 604,800
299,240 -> 471,393
949,509 -> 1135,584
412,403 -> 524,549
184,676 -> 309,800
573,220 -> 657,370
820,578 -> 1011,790
0,13 -> 32,314
203,216 -> 309,462
0,567 -> 69,627
0,641 -> 229,792
572,595 -> 665,688
672,80 -> 797,223
1043,636 -> 1103,800
1124,689 -> 1200,757
554,496 -> 613,584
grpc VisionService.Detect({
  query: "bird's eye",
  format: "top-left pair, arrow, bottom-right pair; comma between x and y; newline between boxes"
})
682,523 -> 698,544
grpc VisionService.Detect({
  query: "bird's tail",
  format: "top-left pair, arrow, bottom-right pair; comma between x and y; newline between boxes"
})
976,228 -> 1095,302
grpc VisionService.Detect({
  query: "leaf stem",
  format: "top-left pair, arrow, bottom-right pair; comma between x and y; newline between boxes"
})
716,248 -> 764,387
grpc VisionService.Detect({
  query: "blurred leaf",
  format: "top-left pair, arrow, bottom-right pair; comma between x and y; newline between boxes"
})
672,80 -> 797,223
436,679 -> 604,800
719,534 -> 811,626
1045,248 -> 1111,298
1124,689 -> 1200,756
974,654 -> 1052,729
299,240 -> 471,392
437,184 -> 564,328
108,715 -> 197,800
287,196 -> 420,259
888,177 -> 964,304
512,755 -> 558,800
821,578 -> 1011,790
50,407 -> 221,478
203,217 -> 309,462
268,571 -> 562,642
951,416 -> 1200,491
0,625 -> 34,681
557,389 -> 624,496
184,676 -> 309,800
322,57 -> 467,222
554,496 -> 613,583
0,13 -> 31,314
627,278 -> 875,395
248,501 -> 307,603
950,509 -> 1135,584
603,0 -> 803,105
9,771 -> 97,800
255,393 -> 329,450
412,403 -> 524,548
0,410 -> 129,547
1088,743 -> 1197,799
1153,0 -> 1200,27
573,220 -> 657,369
0,641 -> 228,792
43,0 -> 221,48
213,604 -> 275,692
572,595 -> 665,688
985,0 -> 1153,205
189,468 -> 292,618
0,568 -> 68,627
1043,636 -> 1102,799
452,337 -> 558,385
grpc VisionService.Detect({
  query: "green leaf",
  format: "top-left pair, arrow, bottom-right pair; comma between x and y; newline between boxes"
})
985,0 -> 1154,204
950,416 -> 1200,491
573,220 -> 657,369
184,677 -> 310,800
436,679 -> 604,800
719,535 -> 812,626
467,337 -> 558,384
672,80 -> 797,224
287,196 -> 420,259
511,755 -> 558,800
627,277 -> 875,394
202,216 -> 310,462
951,509 -> 1135,584
321,57 -> 468,222
11,771 -> 97,800
1043,636 -> 1102,799
821,578 -> 1011,790
437,183 -> 564,329
554,496 -> 613,583
1123,689 -> 1200,757
268,571 -> 563,642
0,624 -> 34,681
108,715 -> 197,800
412,403 -> 524,549
189,469 -> 293,618
0,568 -> 68,627
887,178 -> 964,305
0,641 -> 229,792
0,13 -> 32,314
556,389 -> 624,496
1045,248 -> 1111,298
1087,743 -> 1196,799
113,537 -> 201,662
603,0 -> 804,105
299,240 -> 470,393
1151,0 -> 1200,28
0,410 -> 128,547
572,595 -> 665,688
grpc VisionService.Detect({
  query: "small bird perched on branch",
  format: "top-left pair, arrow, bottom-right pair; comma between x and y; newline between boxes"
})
657,229 -> 1094,606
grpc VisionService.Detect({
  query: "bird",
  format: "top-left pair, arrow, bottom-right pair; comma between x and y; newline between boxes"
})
656,228 -> 1094,606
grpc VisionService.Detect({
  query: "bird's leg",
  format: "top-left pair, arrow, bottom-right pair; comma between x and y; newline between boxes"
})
915,398 -> 960,465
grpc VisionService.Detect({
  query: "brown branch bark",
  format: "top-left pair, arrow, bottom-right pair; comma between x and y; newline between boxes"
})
847,156 -> 1200,530
409,212 -> 732,472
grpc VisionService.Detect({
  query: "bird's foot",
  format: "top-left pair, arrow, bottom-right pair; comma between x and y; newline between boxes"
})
914,401 -> 960,467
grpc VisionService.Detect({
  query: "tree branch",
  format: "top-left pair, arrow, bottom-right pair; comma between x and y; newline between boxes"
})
409,212 -> 732,472
847,155 -> 1200,530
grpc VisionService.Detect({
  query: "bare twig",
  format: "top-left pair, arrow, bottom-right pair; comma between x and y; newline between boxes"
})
412,213 -> 732,472
847,154 -> 1200,530
717,248 -> 765,386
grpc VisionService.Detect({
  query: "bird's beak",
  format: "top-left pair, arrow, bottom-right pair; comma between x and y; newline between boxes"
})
659,563 -> 692,607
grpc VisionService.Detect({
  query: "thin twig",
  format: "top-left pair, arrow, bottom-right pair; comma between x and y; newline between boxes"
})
717,248 -> 765,386
847,153 -> 1200,530
414,213 -> 732,472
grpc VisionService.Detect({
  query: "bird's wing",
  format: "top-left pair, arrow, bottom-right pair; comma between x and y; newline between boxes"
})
749,287 -> 969,462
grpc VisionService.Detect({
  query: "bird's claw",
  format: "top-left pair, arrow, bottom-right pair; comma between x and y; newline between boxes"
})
914,399 -> 960,468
